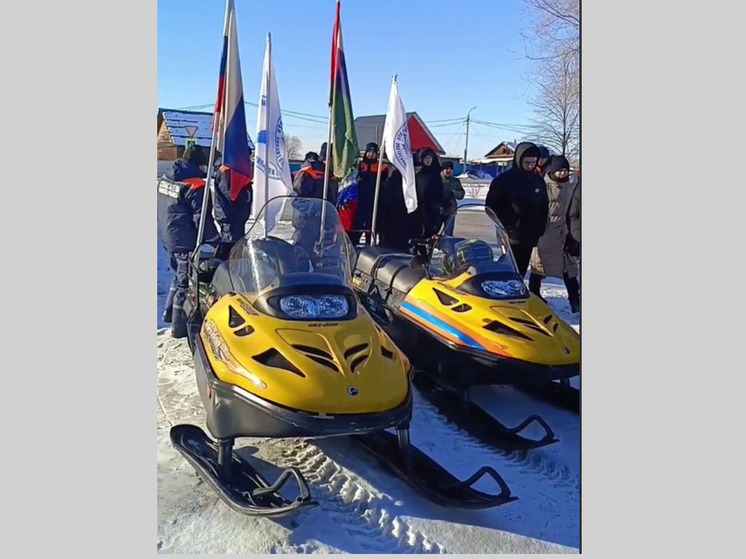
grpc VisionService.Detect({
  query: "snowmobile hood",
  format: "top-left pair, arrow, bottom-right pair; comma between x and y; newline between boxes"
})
199,293 -> 411,415
399,277 -> 579,367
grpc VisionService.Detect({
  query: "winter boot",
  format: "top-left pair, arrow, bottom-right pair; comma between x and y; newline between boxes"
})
569,299 -> 579,314
171,306 -> 188,339
162,286 -> 176,324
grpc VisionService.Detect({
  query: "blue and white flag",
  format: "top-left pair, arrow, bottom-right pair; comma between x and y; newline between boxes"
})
381,77 -> 417,213
253,33 -> 293,230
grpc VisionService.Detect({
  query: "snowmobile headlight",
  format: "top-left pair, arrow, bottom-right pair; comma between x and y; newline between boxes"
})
279,295 -> 349,319
481,280 -> 527,298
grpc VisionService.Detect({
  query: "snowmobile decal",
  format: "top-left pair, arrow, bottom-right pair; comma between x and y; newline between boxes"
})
400,300 -> 485,351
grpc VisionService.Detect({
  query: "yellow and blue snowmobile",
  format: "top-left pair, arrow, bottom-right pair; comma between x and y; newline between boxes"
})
352,203 -> 580,451
171,196 -> 516,517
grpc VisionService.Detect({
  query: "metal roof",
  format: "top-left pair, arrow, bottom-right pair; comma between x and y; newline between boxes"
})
159,109 -> 255,150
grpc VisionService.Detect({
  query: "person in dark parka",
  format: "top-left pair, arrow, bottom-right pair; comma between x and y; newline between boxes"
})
485,141 -> 549,277
157,144 -> 220,338
375,167 -> 423,252
415,147 -> 445,238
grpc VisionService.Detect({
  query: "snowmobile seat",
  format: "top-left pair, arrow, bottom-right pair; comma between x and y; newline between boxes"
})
356,246 -> 413,277
375,258 -> 427,295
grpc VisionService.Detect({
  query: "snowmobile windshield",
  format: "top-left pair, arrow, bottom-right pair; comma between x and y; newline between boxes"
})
226,196 -> 356,304
429,204 -> 527,296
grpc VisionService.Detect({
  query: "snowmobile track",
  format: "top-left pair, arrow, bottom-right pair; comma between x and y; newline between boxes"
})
277,441 -> 447,554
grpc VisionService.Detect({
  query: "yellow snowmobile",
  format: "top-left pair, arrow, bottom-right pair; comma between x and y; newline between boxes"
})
352,203 -> 580,450
171,196 -> 516,517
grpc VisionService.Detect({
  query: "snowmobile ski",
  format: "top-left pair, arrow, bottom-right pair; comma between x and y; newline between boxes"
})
170,424 -> 318,517
516,379 -> 580,414
352,429 -> 517,509
412,373 -> 558,451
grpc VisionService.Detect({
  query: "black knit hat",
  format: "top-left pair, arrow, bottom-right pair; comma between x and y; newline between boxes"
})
184,144 -> 207,167
546,155 -> 570,176
441,160 -> 454,169
537,145 -> 551,160
365,142 -> 378,152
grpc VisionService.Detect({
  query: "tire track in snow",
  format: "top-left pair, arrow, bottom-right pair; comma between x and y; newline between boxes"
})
410,389 -> 580,493
274,440 -> 447,554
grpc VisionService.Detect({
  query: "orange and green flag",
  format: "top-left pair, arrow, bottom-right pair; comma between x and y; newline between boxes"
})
329,0 -> 359,180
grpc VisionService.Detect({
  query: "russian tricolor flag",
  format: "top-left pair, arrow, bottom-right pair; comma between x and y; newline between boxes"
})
213,0 -> 252,202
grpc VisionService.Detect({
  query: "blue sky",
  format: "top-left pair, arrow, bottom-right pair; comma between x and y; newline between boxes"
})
157,0 -> 540,159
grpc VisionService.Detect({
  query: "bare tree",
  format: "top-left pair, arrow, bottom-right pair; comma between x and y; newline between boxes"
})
520,0 -> 580,166
285,135 -> 303,159
528,60 -> 579,161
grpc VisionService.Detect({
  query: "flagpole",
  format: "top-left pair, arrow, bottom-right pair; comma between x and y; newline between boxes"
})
370,75 -> 398,247
319,0 -> 340,254
196,1 -> 232,259
323,0 -> 340,202
370,143 -> 386,246
196,122 -> 220,253
263,33 -> 272,237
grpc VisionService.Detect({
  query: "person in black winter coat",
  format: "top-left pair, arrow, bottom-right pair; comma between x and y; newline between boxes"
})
351,142 -> 389,245
485,141 -> 549,277
415,147 -> 445,238
376,168 -> 423,252
157,144 -> 220,338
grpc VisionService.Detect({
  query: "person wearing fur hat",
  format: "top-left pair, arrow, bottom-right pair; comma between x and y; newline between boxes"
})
485,141 -> 549,277
349,142 -> 389,245
528,155 -> 580,313
157,144 -> 220,338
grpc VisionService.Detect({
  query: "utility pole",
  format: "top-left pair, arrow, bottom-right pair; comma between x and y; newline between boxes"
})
463,106 -> 476,174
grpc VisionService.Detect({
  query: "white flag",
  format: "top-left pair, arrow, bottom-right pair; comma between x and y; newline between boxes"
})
381,77 -> 417,213
253,33 -> 293,231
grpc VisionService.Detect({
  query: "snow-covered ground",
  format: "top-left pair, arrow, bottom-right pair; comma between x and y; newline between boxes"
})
156,229 -> 580,553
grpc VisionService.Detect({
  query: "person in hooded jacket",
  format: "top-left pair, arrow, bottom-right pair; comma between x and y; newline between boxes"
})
527,155 -> 580,312
350,142 -> 389,245
157,144 -> 220,338
415,147 -> 446,238
485,141 -> 549,277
